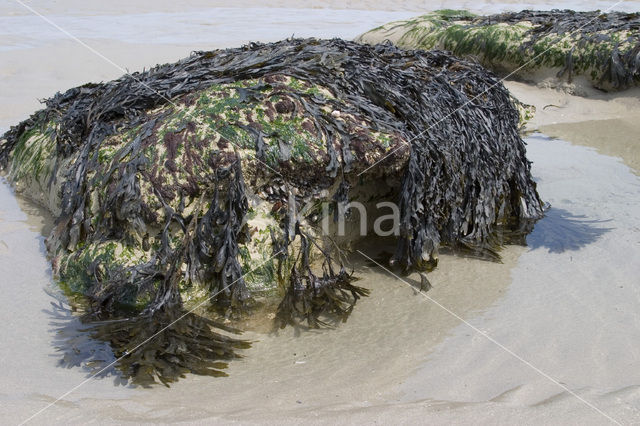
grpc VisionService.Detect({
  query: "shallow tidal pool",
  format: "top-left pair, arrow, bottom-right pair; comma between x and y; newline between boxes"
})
1,133 -> 639,424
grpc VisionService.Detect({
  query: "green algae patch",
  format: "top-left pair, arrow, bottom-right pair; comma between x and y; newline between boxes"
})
0,38 -> 543,385
7,123 -> 58,203
357,10 -> 640,91
57,241 -> 154,312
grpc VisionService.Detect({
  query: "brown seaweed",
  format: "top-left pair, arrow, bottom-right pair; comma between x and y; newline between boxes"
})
1,38 -> 544,384
274,224 -> 369,329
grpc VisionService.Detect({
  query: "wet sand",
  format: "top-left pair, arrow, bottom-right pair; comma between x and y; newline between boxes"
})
1,1 -> 640,425
504,81 -> 640,175
540,118 -> 640,175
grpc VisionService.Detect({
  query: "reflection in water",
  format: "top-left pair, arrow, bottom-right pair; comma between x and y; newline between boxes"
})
48,301 -> 251,387
47,301 -> 121,381
526,207 -> 612,253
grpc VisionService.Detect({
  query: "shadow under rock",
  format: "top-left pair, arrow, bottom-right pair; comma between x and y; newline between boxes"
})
526,207 -> 612,253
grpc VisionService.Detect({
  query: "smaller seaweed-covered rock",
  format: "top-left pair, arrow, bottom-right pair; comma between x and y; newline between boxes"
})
357,9 -> 640,90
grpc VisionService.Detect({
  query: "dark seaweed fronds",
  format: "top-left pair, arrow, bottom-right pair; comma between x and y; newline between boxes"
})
74,159 -> 251,318
274,225 -> 369,329
275,266 -> 368,329
193,161 -> 250,311
4,38 -> 543,278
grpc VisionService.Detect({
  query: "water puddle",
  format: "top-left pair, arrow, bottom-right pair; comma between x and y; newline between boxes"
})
400,134 -> 640,421
2,133 -> 639,423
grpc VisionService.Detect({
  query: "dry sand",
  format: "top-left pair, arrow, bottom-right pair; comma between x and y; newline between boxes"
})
1,1 -> 640,425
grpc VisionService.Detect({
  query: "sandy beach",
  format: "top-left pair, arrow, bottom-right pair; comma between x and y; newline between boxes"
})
1,1 -> 639,424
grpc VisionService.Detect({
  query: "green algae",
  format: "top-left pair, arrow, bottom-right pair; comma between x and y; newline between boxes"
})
358,10 -> 640,90
8,123 -> 57,190
58,241 -> 154,312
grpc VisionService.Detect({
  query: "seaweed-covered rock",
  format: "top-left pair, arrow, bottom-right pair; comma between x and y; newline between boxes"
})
0,38 -> 543,384
357,10 -> 640,90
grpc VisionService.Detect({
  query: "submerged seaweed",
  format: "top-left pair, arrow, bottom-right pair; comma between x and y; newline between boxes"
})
357,10 -> 640,90
0,38 -> 543,384
274,226 -> 370,329
49,301 -> 250,387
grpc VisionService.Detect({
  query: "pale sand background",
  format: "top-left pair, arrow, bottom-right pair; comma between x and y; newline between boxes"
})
1,1 -> 640,425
